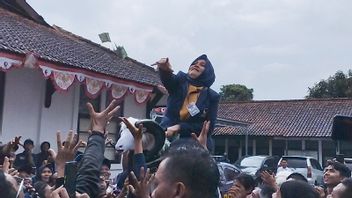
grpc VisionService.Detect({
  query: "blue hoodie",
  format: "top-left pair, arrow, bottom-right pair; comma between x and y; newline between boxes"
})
159,54 -> 220,151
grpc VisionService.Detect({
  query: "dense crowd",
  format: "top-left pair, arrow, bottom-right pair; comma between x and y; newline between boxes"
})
1,54 -> 352,198
0,100 -> 351,198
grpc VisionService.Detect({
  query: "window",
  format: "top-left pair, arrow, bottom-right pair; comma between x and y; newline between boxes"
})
283,157 -> 307,168
77,87 -> 124,162
77,86 -> 101,137
0,71 -> 5,134
310,159 -> 323,171
223,165 -> 240,182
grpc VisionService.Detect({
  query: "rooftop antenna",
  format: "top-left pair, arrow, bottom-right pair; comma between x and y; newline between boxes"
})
98,32 -> 127,59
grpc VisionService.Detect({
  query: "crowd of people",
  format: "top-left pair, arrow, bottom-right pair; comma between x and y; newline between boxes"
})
1,99 -> 352,198
1,55 -> 352,198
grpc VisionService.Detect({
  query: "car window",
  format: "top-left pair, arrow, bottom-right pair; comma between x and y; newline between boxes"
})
310,159 -> 323,171
223,165 -> 239,181
218,165 -> 226,183
264,158 -> 275,168
283,158 -> 307,168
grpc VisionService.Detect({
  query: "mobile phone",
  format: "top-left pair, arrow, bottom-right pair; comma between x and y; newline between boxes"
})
64,161 -> 77,198
331,115 -> 352,141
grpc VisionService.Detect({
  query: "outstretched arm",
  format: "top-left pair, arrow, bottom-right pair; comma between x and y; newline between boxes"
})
120,117 -> 147,180
76,100 -> 119,197
155,58 -> 179,93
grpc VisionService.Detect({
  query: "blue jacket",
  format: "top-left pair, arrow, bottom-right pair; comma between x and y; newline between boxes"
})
160,54 -> 220,144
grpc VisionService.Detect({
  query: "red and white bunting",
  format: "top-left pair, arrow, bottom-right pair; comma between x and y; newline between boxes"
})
0,53 -> 155,103
53,70 -> 75,91
0,57 -> 21,70
85,77 -> 104,97
135,89 -> 150,104
111,84 -> 128,99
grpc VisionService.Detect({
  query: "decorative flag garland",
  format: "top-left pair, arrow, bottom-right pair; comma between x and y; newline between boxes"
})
0,53 -> 153,104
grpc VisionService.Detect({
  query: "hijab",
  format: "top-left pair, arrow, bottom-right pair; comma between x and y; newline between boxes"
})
186,54 -> 215,87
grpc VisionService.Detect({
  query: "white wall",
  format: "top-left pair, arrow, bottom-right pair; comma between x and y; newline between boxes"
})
123,93 -> 147,119
1,69 -> 44,152
1,68 -> 150,155
39,84 -> 79,151
1,69 -> 79,153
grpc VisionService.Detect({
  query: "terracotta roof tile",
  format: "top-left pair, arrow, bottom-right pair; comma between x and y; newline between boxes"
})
215,98 -> 352,138
0,7 -> 161,86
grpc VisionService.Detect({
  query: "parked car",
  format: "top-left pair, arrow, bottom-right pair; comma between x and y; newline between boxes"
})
343,158 -> 352,173
217,162 -> 242,196
212,155 -> 230,163
278,156 -> 324,185
234,155 -> 280,178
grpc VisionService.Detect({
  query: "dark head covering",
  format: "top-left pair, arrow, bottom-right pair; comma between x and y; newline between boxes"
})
187,54 -> 215,87
102,158 -> 111,169
35,163 -> 53,181
40,141 -> 50,152
280,180 -> 319,198
24,139 -> 34,146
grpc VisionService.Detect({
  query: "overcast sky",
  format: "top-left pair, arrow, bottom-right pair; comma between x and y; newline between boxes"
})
27,0 -> 352,100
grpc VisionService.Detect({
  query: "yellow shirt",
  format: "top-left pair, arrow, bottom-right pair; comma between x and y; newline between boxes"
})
179,85 -> 203,120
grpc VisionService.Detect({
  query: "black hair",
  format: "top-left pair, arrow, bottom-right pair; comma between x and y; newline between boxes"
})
235,173 -> 256,193
18,164 -> 33,175
287,172 -> 308,183
162,139 -> 220,198
280,180 -> 319,198
40,141 -> 50,151
0,170 -> 17,198
341,178 -> 352,198
24,139 -> 34,145
327,161 -> 351,178
102,158 -> 111,169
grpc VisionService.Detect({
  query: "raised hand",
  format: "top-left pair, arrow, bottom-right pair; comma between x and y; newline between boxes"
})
120,117 -> 143,153
128,167 -> 153,198
165,124 -> 180,138
260,170 -> 277,190
87,99 -> 120,134
152,58 -> 173,72
120,117 -> 143,141
191,121 -> 210,150
51,185 -> 70,198
55,130 -> 81,177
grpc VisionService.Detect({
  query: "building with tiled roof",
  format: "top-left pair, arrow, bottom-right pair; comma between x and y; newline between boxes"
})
213,99 -> 352,165
0,0 -> 164,160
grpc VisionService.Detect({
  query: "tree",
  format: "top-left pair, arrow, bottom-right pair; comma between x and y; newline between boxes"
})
307,70 -> 352,98
219,84 -> 253,101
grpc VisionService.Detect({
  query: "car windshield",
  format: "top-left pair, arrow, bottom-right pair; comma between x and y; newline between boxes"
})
283,157 -> 307,168
238,156 -> 265,168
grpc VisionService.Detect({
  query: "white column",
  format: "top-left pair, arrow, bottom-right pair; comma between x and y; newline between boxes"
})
269,139 -> 273,156
71,84 -> 80,130
100,90 -> 107,110
245,130 -> 249,156
252,139 -> 256,155
302,140 -> 306,150
318,140 -> 323,166
285,139 -> 288,155
238,140 -> 242,158
336,140 -> 340,154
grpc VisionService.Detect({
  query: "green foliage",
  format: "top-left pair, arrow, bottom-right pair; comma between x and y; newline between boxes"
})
220,84 -> 253,101
307,70 -> 352,98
